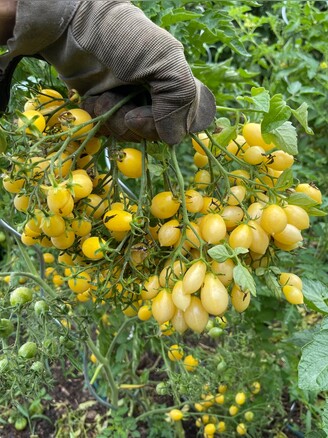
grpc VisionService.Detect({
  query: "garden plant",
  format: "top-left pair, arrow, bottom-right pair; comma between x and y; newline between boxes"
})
0,1 -> 327,437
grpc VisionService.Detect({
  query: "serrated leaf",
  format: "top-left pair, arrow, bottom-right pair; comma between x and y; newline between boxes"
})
261,94 -> 292,133
302,279 -> 328,315
233,265 -> 256,296
237,87 -> 270,113
291,102 -> 314,135
298,329 -> 328,391
287,192 -> 320,209
160,8 -> 202,27
262,121 -> 298,155
207,245 -> 231,262
274,168 -> 294,190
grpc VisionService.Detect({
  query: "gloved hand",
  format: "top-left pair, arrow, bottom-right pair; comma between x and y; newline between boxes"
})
73,1 -> 216,145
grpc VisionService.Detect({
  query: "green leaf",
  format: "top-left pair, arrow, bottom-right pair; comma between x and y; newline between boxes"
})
322,399 -> 328,437
261,94 -> 292,133
233,247 -> 250,256
216,117 -> 231,129
302,279 -> 328,315
306,207 -> 327,217
291,102 -> 314,135
211,125 -> 237,148
207,245 -> 231,262
274,168 -> 294,190
160,8 -> 202,27
233,265 -> 256,296
287,192 -> 321,209
0,129 -> 7,153
237,87 -> 270,113
147,163 -> 164,177
298,329 -> 328,391
306,430 -> 327,438
262,121 -> 298,155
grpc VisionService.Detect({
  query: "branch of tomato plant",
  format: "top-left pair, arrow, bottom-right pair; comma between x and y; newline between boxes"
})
136,139 -> 148,217
82,346 -> 115,409
106,316 -> 138,362
170,144 -> 206,261
85,334 -> 119,409
0,271 -> 56,299
198,131 -> 277,198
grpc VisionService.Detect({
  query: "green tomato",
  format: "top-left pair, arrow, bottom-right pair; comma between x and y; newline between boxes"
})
216,359 -> 227,372
244,411 -> 254,422
29,400 -> 43,416
0,318 -> 14,338
34,300 -> 49,316
14,417 -> 27,431
18,341 -> 37,359
0,231 -> 6,243
208,327 -> 224,339
10,287 -> 33,306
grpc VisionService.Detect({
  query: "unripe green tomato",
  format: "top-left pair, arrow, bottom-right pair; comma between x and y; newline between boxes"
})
208,327 -> 224,338
10,287 -> 33,306
217,359 -> 227,372
14,417 -> 27,431
31,361 -> 43,373
18,341 -> 37,359
29,400 -> 43,416
0,357 -> 9,373
244,411 -> 254,422
0,231 -> 6,243
0,318 -> 14,338
34,300 -> 49,316
156,382 -> 169,396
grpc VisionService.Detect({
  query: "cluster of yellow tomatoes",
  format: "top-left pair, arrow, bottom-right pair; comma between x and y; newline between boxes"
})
1,87 -> 322,334
166,378 -> 261,437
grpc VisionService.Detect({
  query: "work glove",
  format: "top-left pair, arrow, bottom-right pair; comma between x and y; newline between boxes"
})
73,1 -> 216,145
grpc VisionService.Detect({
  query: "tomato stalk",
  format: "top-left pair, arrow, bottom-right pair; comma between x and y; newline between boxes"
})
171,145 -> 205,259
86,335 -> 119,408
136,140 -> 148,217
0,272 -> 56,299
